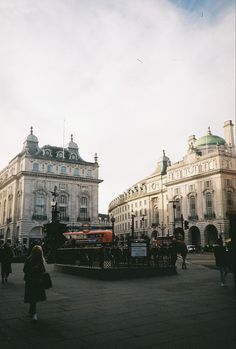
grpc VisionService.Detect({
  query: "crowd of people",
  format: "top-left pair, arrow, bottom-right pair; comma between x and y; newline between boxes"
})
0,235 -> 233,322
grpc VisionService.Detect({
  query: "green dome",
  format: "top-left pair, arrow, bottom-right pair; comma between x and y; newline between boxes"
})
195,127 -> 226,148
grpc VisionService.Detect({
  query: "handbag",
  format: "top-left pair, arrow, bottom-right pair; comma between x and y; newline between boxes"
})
42,272 -> 52,289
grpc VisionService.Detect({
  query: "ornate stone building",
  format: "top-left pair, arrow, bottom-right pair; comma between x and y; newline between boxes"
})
108,120 -> 236,246
0,127 -> 102,245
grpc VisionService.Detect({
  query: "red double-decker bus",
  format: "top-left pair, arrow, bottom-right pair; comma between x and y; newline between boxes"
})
63,229 -> 113,246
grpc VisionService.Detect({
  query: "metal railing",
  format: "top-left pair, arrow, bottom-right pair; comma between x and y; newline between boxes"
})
55,246 -> 173,269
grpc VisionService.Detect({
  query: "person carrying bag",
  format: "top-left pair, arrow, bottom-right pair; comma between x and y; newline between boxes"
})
23,245 -> 51,321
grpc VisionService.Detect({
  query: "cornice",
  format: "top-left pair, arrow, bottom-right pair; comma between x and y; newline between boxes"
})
165,169 -> 236,187
0,171 -> 103,186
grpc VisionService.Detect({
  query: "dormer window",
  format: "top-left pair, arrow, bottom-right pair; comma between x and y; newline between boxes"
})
44,149 -> 51,157
70,154 -> 77,160
57,151 -> 64,159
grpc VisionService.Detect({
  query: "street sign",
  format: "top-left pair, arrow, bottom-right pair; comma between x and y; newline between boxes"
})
131,242 -> 147,257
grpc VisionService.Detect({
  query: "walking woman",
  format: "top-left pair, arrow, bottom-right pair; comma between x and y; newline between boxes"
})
1,240 -> 14,283
23,245 -> 47,321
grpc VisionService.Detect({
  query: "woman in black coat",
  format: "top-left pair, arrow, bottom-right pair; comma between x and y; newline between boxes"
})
1,241 -> 13,283
23,245 -> 47,321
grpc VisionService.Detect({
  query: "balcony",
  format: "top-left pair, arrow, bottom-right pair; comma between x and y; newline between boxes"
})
60,216 -> 70,222
77,217 -> 91,222
32,214 -> 48,221
204,212 -> 216,220
188,215 -> 199,221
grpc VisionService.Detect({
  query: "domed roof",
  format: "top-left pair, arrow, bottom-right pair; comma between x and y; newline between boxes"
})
26,126 -> 38,143
195,127 -> 226,148
68,134 -> 78,149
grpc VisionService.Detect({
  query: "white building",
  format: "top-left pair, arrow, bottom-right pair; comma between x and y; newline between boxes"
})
108,120 -> 236,246
0,127 -> 103,245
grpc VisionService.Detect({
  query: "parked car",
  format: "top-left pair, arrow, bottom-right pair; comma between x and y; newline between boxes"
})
187,245 -> 197,253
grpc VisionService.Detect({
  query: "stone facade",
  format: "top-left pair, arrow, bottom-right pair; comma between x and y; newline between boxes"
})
0,128 -> 102,245
108,120 -> 236,246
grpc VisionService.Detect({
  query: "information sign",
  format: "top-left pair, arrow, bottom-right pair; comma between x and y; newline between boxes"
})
131,242 -> 147,257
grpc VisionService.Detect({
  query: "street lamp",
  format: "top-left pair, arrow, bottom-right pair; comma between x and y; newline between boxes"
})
169,200 -> 179,235
158,223 -> 166,237
111,214 -> 115,245
131,210 -> 135,238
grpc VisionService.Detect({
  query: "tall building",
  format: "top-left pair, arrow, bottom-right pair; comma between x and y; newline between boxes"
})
108,120 -> 236,246
0,127 -> 103,245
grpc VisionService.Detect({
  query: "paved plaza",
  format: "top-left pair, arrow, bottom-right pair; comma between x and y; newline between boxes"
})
0,257 -> 235,349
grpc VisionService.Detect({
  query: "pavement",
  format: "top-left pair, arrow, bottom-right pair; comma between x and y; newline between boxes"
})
0,256 -> 235,349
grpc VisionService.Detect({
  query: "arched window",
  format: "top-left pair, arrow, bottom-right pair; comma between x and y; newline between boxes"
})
34,192 -> 46,218
33,163 -> 39,171
206,192 -> 213,217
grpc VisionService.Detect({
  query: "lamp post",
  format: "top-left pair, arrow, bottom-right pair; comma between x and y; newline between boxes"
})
169,200 -> 179,236
141,216 -> 145,239
159,223 -> 166,237
111,214 -> 115,245
131,210 -> 135,239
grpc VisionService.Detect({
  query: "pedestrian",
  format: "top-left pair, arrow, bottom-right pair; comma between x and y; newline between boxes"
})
169,237 -> 178,268
214,238 -> 229,287
0,240 -> 14,283
23,245 -> 47,321
180,242 -> 188,269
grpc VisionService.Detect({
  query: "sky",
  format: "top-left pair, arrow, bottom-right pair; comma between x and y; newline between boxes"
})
0,0 -> 235,213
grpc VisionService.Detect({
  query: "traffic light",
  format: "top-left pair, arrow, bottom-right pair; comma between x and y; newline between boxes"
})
184,220 -> 189,230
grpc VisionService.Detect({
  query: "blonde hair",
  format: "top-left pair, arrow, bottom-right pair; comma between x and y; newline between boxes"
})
30,245 -> 45,262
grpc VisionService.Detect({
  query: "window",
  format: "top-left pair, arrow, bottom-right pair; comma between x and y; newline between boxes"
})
3,200 -> 6,224
175,201 -> 181,220
47,164 -> 53,173
35,192 -> 45,216
81,196 -> 88,206
206,192 -> 213,216
226,191 -> 233,208
225,179 -> 232,187
8,195 -> 13,221
86,170 -> 92,177
74,168 -> 80,176
80,207 -> 88,219
79,196 -> 89,220
61,166 -> 66,175
33,163 -> 39,172
45,150 -> 51,157
189,196 -> 196,217
60,195 -> 67,205
59,195 -> 68,220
